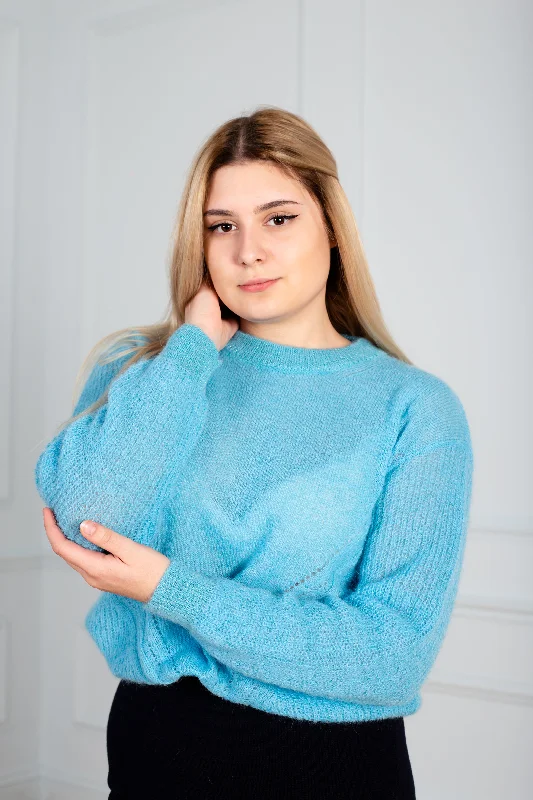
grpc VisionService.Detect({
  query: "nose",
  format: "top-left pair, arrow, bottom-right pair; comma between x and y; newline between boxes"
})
235,225 -> 268,267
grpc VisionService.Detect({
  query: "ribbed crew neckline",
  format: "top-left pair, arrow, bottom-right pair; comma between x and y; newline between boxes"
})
220,329 -> 381,374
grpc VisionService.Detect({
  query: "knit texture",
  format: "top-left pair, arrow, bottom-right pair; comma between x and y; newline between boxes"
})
34,323 -> 474,723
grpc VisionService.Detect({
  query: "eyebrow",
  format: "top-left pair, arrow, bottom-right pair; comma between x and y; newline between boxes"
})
203,199 -> 302,218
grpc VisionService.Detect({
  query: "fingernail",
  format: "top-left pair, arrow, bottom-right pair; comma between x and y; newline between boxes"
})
81,521 -> 96,536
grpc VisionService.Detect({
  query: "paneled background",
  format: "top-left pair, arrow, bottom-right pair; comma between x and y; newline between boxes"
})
0,0 -> 531,797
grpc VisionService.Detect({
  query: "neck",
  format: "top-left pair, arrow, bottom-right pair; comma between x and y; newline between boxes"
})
237,313 -> 350,351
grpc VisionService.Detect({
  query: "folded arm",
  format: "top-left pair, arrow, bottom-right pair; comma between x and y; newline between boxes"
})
144,382 -> 474,707
34,323 -> 220,551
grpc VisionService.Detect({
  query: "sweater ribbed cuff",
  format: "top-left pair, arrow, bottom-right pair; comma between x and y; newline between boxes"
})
161,323 -> 221,382
144,559 -> 216,630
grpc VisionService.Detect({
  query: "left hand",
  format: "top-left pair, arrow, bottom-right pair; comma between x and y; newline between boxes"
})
42,507 -> 171,603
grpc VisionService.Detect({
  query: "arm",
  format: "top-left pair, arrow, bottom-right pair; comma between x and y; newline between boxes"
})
34,323 -> 220,552
144,383 -> 474,707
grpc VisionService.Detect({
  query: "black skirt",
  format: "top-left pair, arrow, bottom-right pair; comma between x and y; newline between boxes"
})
107,676 -> 416,799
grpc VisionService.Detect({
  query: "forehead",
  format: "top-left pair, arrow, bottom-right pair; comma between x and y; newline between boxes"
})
205,162 -> 322,219
206,162 -> 303,202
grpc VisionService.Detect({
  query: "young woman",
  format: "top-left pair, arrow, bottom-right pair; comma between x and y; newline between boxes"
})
35,106 -> 473,798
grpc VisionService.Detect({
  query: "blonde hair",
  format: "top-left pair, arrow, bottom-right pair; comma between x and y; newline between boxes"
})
66,105 -> 412,431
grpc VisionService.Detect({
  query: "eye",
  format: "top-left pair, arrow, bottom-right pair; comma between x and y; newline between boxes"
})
266,214 -> 298,227
207,221 -> 236,234
207,214 -> 298,234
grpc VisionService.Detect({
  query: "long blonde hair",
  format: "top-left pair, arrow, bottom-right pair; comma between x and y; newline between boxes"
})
67,105 -> 412,430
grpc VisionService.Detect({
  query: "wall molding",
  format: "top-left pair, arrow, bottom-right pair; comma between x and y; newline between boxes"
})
0,21 -> 19,502
469,526 -> 533,538
455,594 -> 533,624
425,673 -> 533,706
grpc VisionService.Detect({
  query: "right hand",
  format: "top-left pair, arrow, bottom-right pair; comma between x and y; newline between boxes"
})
184,281 -> 240,352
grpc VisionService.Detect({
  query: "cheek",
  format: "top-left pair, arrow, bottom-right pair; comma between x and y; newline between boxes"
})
203,257 -> 240,306
203,236 -> 215,265
203,241 -> 228,280
281,241 -> 331,293
278,226 -> 330,271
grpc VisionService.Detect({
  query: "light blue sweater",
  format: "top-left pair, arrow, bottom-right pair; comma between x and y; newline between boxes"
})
34,323 -> 473,723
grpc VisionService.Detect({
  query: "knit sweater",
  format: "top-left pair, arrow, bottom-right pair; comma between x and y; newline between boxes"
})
34,323 -> 474,723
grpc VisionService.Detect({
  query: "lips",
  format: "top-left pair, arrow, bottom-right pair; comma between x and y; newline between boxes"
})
241,278 -> 277,286
239,277 -> 280,293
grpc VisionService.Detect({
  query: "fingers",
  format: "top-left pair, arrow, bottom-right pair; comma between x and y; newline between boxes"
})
79,519 -> 139,564
42,506 -> 108,573
41,506 -> 154,599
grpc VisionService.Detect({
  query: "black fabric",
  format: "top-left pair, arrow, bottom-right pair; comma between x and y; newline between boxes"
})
107,676 -> 416,799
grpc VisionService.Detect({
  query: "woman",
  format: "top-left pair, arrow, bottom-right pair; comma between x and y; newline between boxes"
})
35,106 -> 473,798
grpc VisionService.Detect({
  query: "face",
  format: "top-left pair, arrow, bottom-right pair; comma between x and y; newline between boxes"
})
202,161 -> 336,328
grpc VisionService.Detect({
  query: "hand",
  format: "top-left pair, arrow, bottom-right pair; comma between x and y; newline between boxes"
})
184,280 -> 239,351
42,507 -> 171,603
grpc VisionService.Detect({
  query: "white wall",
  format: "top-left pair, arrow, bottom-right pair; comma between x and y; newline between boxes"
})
0,0 -> 531,797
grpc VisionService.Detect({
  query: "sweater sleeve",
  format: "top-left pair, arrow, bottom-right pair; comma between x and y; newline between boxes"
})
34,323 -> 220,552
144,382 -> 474,707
